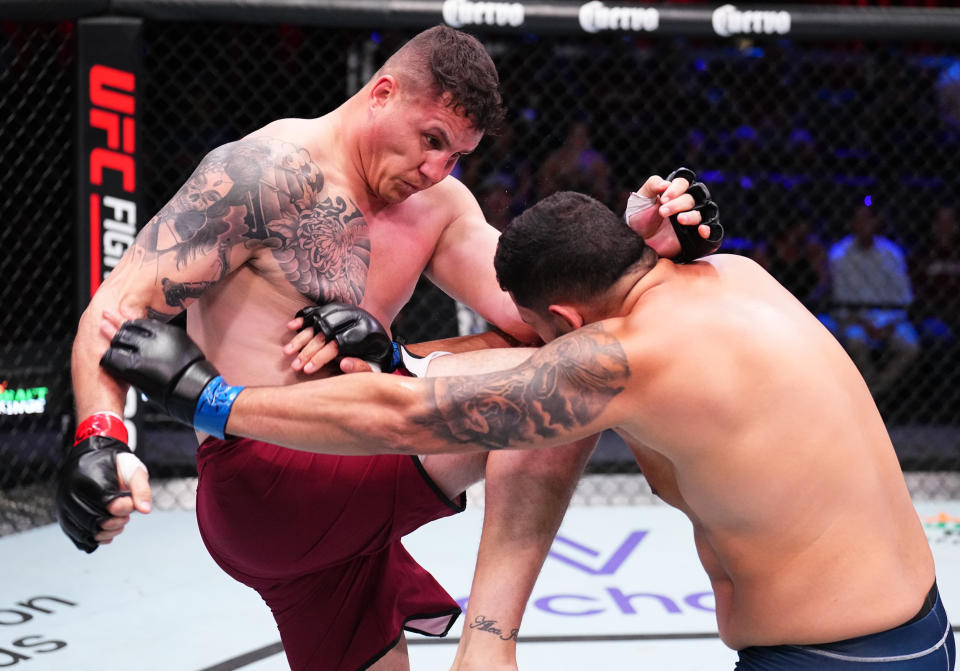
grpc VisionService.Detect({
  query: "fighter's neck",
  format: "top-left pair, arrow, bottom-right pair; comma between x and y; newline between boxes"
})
317,104 -> 389,213
616,258 -> 680,316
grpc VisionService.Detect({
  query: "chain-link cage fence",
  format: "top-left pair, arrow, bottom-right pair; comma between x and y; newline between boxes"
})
0,21 -> 75,534
2,18 -> 960,536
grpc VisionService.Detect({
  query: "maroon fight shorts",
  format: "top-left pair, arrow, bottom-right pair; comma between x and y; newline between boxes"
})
196,436 -> 465,671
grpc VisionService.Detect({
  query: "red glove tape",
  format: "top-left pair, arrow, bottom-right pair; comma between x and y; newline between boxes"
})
74,411 -> 129,446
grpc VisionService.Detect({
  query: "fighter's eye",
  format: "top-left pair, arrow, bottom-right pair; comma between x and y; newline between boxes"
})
424,134 -> 441,150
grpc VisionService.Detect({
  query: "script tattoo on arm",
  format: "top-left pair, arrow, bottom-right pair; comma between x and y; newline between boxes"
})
416,323 -> 629,450
469,615 -> 519,642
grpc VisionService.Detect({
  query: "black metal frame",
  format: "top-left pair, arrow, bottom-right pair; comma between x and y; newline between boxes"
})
3,2 -> 960,42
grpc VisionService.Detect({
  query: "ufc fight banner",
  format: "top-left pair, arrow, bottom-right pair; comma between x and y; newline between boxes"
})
75,17 -> 144,450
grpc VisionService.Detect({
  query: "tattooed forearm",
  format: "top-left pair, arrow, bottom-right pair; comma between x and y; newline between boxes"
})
469,616 -> 520,642
415,323 -> 628,450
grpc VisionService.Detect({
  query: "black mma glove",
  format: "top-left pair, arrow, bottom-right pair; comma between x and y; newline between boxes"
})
296,303 -> 399,372
57,414 -> 144,553
664,167 -> 723,263
100,319 -> 241,438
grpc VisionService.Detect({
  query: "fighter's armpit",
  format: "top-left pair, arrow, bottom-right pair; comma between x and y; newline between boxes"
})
161,278 -> 215,310
145,306 -> 182,322
415,323 -> 628,450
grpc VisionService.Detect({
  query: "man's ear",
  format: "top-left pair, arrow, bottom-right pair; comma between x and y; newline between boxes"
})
369,75 -> 396,110
547,304 -> 584,333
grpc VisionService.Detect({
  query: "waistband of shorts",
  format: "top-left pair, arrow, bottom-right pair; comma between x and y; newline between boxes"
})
900,581 -> 938,628
197,433 -> 244,454
794,581 -> 951,662
199,433 -> 233,447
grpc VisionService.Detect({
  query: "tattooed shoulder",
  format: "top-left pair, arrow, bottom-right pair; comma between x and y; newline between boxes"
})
137,137 -> 321,261
129,137 -> 333,309
131,135 -> 373,311
418,323 -> 629,450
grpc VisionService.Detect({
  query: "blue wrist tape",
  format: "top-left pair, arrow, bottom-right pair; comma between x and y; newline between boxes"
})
389,341 -> 402,372
193,376 -> 245,439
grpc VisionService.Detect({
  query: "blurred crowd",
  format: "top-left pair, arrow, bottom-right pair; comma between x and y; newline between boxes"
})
463,103 -> 959,409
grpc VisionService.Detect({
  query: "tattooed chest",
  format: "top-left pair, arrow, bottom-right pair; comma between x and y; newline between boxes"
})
144,139 -> 379,314
268,195 -> 372,305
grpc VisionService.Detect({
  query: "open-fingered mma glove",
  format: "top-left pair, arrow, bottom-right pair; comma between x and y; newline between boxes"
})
57,426 -> 143,554
101,319 -> 220,424
663,167 -> 723,263
99,305 -> 441,449
297,303 -> 448,377
296,303 -> 397,373
100,318 -> 239,440
625,167 -> 723,263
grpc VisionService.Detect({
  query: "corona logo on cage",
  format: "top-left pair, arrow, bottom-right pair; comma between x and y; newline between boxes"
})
442,0 -> 525,28
711,4 -> 791,38
87,64 -> 138,294
579,2 -> 659,34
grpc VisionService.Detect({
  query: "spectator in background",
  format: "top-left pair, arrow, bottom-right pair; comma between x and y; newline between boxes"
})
910,204 -> 960,348
753,216 -> 830,314
475,171 -> 516,233
452,172 -> 519,336
460,119 -> 538,217
827,204 -> 919,397
537,119 -> 613,206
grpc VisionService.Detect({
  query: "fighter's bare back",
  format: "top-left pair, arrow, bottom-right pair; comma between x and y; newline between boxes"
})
602,255 -> 934,648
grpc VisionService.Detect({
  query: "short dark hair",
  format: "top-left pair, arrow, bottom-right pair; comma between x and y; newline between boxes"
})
381,25 -> 505,134
494,191 -> 656,310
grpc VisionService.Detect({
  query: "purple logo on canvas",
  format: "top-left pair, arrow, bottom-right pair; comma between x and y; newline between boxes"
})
548,531 -> 647,575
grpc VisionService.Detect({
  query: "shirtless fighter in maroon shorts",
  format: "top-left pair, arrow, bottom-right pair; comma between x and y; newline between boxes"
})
58,26 -> 718,671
